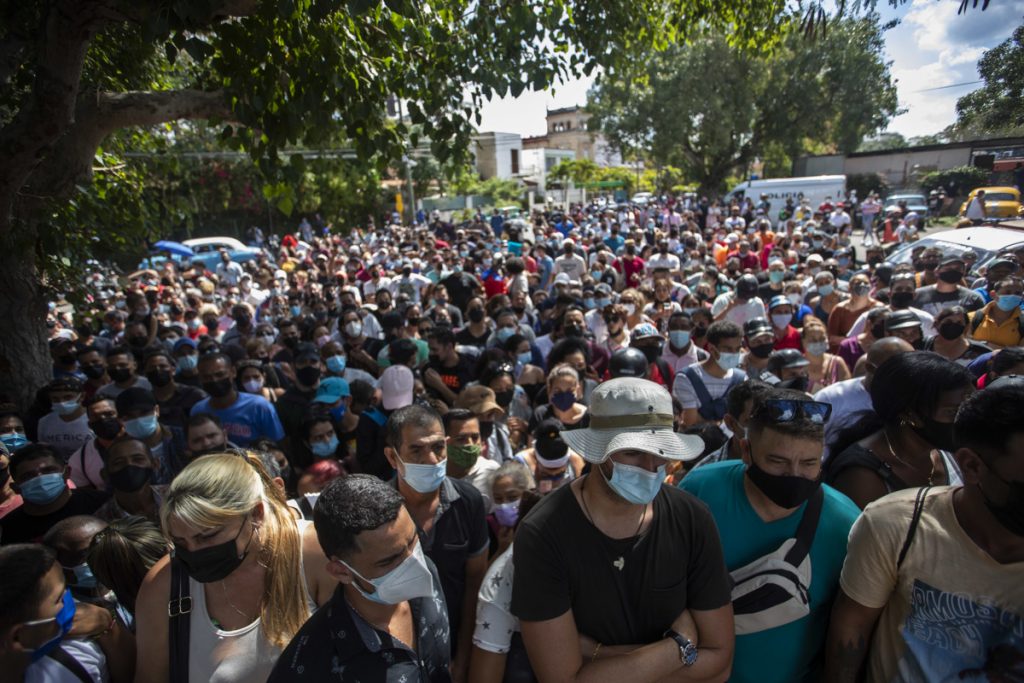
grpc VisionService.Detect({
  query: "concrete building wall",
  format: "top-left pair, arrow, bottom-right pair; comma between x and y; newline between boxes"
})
475,132 -> 523,180
844,146 -> 971,187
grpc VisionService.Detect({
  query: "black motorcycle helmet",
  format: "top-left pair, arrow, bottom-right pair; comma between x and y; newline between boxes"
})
609,347 -> 649,379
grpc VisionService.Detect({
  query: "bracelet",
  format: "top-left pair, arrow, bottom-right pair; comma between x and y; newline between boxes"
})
591,642 -> 602,663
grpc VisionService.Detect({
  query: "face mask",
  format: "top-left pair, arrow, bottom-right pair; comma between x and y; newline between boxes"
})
638,345 -> 661,365
146,369 -> 173,388
468,308 -> 485,323
290,305 -> 302,317
913,416 -> 956,452
837,258 -> 850,268
564,324 -> 584,339
124,414 -> 159,439
1,432 -> 28,451
551,391 -> 576,411
602,460 -> 666,505
108,367 -> 133,383
446,443 -> 481,469
176,355 -> 198,372
329,403 -> 347,421
623,303 -> 636,316
939,322 -> 966,340
65,562 -> 98,590
345,321 -> 363,337
109,464 -> 153,493
805,341 -> 828,356
771,313 -> 791,329
479,421 -> 495,440
496,327 -> 516,343
817,284 -> 834,297
870,322 -> 886,338
669,330 -> 691,348
890,291 -> 914,308
494,389 -> 514,408
979,465 -> 1024,538
311,435 -> 339,459
80,364 -> 105,380
716,350 -> 742,370
326,355 -> 347,374
175,515 -> 254,583
259,334 -> 276,347
784,293 -> 801,308
128,335 -> 148,348
242,378 -> 264,394
398,457 -> 446,493
937,270 -> 963,284
517,351 -> 532,366
20,472 -> 67,505
769,271 -> 785,284
340,541 -> 434,605
315,335 -> 331,348
997,294 -> 1022,312
749,343 -> 773,359
494,500 -> 520,528
202,378 -> 234,398
583,297 -> 595,309
24,588 -> 75,662
52,399 -> 79,416
296,366 -> 321,386
746,459 -> 821,509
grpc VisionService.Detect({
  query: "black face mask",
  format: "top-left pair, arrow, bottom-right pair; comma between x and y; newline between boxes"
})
282,336 -> 299,350
564,324 -> 584,339
870,322 -> 886,339
235,314 -> 252,327
128,336 -> 148,348
749,343 -> 773,359
108,367 -> 133,383
938,270 -> 963,284
296,366 -> 321,387
494,390 -> 514,408
912,337 -> 925,351
0,465 -> 9,488
694,326 -> 708,338
979,467 -> 1024,538
58,353 -> 76,366
922,261 -> 939,271
468,308 -> 485,323
638,345 -> 661,365
746,459 -> 821,509
938,322 -> 966,341
853,284 -> 871,297
89,417 -> 122,441
81,364 -> 106,380
202,378 -> 234,398
109,465 -> 153,493
479,421 -> 495,440
175,515 -> 254,583
913,416 -> 956,451
146,369 -> 173,388
777,375 -> 810,392
890,291 -> 914,309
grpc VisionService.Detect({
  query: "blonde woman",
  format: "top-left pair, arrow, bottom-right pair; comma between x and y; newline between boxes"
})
529,363 -> 590,434
134,452 -> 335,683
619,287 -> 652,331
802,318 -> 851,393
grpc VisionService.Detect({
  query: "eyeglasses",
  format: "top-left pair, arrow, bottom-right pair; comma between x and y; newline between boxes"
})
753,399 -> 832,425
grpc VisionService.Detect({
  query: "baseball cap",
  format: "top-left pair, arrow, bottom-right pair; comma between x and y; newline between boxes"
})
560,377 -> 704,463
379,365 -> 414,411
313,377 -> 350,404
454,385 -> 504,417
554,273 -> 572,286
767,349 -> 810,372
294,342 -> 321,363
173,337 -> 198,353
630,323 -> 662,343
744,317 -> 774,338
768,295 -> 790,311
885,310 -> 922,331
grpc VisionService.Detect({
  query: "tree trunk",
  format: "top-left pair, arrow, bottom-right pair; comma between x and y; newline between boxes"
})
0,222 -> 49,410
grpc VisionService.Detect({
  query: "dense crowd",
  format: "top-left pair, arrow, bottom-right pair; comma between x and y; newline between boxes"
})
1,192 -> 1022,683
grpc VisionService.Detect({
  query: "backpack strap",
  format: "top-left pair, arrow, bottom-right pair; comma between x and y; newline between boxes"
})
655,359 -> 674,388
897,486 -> 932,570
682,367 -> 714,412
168,555 -> 192,683
783,486 -> 825,566
47,646 -> 94,683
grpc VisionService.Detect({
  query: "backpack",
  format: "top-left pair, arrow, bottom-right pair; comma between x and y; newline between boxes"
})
730,487 -> 824,635
683,366 -> 746,421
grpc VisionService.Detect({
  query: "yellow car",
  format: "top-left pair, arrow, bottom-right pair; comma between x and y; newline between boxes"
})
959,186 -> 1022,219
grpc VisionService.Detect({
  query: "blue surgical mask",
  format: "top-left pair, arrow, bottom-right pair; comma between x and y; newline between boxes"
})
997,294 -> 1022,312
311,435 -> 339,458
496,327 -> 516,343
19,472 -> 67,505
329,403 -> 347,421
597,297 -> 611,309
669,331 -> 691,348
52,400 -> 79,416
817,284 -> 834,297
717,351 -> 743,370
290,305 -> 302,317
0,432 -> 28,451
769,271 -> 785,284
176,354 -> 198,372
65,562 -> 98,590
25,588 -> 76,662
584,298 -> 596,309
398,458 -> 447,493
805,341 -> 828,356
326,355 -> 347,374
124,414 -> 158,439
517,352 -> 532,366
602,460 -> 666,505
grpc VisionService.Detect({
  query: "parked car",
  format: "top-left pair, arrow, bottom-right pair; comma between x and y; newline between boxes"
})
631,191 -> 654,205
886,226 -> 1024,277
959,187 -> 1022,220
138,236 -> 264,271
884,192 -> 929,227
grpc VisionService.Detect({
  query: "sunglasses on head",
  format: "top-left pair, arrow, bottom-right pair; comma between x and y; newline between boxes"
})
754,399 -> 832,425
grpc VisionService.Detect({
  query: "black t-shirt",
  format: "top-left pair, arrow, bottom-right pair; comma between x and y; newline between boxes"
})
440,272 -> 479,312
510,480 -> 731,645
426,353 -> 476,401
160,384 -> 207,449
528,404 -> 591,435
454,326 -> 490,349
1,488 -> 110,545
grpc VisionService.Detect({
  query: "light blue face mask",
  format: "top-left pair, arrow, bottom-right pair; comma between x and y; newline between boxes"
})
52,400 -> 80,417
602,460 -> 666,505
669,331 -> 691,348
311,435 -> 339,458
517,352 -> 532,366
399,458 -> 447,493
326,355 -> 347,374
176,354 -> 198,372
19,472 -> 67,505
997,294 -> 1023,312
124,414 -> 158,439
0,432 -> 28,451
496,327 -> 516,343
597,297 -> 611,309
65,562 -> 98,590
717,351 -> 743,370
818,284 -> 834,297
584,298 -> 596,309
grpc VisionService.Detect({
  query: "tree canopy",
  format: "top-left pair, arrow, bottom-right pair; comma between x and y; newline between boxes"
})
951,24 -> 1024,138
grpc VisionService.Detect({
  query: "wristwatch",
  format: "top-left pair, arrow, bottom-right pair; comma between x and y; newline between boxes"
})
664,629 -> 698,667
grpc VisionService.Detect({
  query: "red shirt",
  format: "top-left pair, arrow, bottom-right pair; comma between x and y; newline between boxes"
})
773,326 -> 803,351
614,256 -> 645,287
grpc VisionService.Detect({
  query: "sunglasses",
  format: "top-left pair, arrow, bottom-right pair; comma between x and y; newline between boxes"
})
754,399 -> 832,425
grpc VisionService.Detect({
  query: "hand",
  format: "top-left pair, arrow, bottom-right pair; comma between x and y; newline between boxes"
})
69,601 -> 113,639
451,649 -> 470,683
507,416 -> 527,435
670,609 -> 699,648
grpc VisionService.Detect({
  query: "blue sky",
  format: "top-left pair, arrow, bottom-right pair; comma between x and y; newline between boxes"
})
476,0 -> 1020,140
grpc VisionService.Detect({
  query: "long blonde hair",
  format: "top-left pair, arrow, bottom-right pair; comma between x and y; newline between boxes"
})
160,453 -> 308,648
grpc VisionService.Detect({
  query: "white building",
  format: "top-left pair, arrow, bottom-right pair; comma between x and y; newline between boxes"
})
474,132 -> 523,180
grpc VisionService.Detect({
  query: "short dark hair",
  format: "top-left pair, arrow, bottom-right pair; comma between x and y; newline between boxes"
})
747,388 -> 826,441
870,352 -> 973,426
0,544 -> 57,633
9,443 -> 63,478
385,404 -> 442,451
104,436 -> 151,464
443,408 -> 478,435
186,412 -> 223,434
197,351 -> 233,368
427,326 -> 456,348
314,474 -> 406,559
992,347 -> 1024,375
143,348 -> 174,367
955,383 -> 1024,458
106,346 -> 133,362
726,379 -> 775,420
349,379 -> 375,406
707,320 -> 743,346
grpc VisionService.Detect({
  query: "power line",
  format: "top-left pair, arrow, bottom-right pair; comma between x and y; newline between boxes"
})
914,80 -> 982,93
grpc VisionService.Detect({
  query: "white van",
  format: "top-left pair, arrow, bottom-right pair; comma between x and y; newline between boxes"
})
725,175 -> 846,210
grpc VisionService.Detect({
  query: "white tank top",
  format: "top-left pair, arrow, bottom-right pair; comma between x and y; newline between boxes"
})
188,520 -> 317,683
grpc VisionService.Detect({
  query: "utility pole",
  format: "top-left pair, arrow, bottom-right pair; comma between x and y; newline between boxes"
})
396,98 -> 417,225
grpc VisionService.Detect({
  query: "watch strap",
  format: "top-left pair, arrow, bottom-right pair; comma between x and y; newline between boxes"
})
663,629 -> 697,667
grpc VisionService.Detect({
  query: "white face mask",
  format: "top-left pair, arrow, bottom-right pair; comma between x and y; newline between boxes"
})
340,541 -> 434,605
345,321 -> 363,337
242,378 -> 264,394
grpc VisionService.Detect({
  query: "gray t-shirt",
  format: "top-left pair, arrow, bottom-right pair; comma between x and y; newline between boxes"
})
95,375 -> 153,400
672,364 -> 742,410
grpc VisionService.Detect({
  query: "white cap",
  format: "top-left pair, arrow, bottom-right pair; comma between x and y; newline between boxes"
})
380,365 -> 414,411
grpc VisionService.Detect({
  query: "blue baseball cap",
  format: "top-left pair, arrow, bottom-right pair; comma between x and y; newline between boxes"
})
313,377 -> 350,404
173,337 -> 198,353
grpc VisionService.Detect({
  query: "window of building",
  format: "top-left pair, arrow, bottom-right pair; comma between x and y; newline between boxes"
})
510,149 -> 519,174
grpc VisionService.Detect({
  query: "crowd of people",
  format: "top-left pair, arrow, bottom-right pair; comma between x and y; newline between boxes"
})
1,191 -> 1022,683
